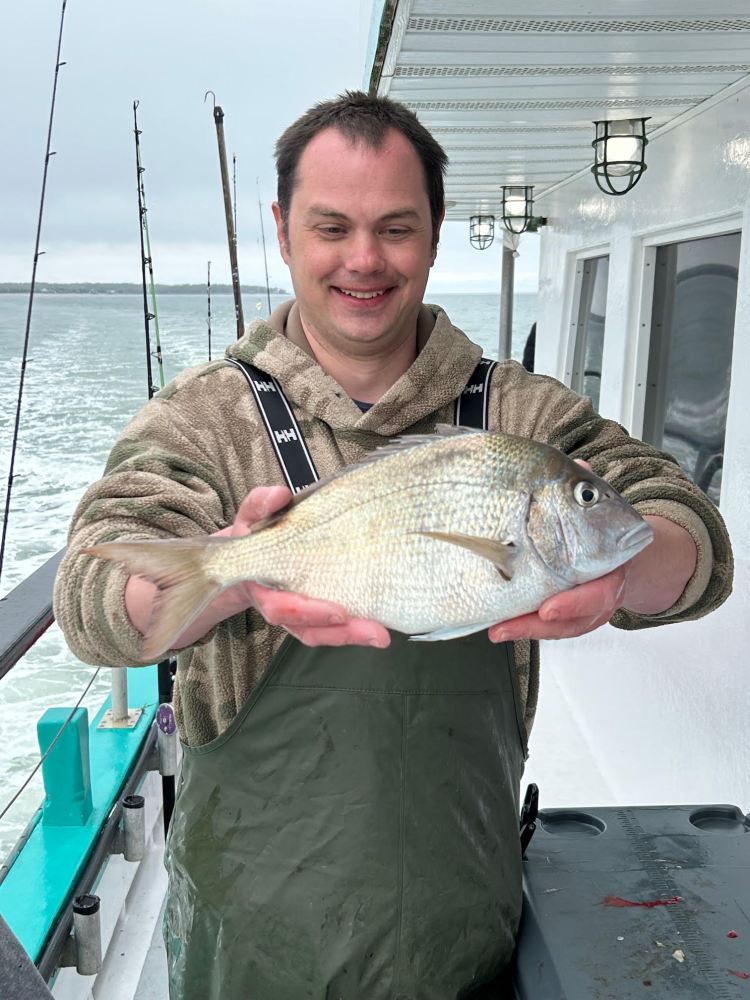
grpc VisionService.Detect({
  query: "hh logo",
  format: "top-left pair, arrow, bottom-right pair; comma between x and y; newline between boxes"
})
253,380 -> 276,393
275,428 -> 298,444
463,384 -> 482,394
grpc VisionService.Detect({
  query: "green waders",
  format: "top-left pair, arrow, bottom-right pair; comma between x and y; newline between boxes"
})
163,629 -> 527,1000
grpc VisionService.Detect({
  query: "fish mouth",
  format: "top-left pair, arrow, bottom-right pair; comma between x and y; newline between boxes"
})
618,521 -> 654,556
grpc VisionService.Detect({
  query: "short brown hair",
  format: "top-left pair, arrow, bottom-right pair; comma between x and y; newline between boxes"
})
275,91 -> 448,244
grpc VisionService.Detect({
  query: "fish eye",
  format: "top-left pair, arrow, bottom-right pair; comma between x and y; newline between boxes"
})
574,481 -> 600,507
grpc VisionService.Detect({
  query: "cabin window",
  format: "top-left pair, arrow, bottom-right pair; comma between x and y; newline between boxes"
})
571,255 -> 609,411
642,231 -> 740,505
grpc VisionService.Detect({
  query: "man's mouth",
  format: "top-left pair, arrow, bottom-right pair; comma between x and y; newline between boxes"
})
334,287 -> 391,301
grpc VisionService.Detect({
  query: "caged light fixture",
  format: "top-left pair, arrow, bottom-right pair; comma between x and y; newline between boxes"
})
469,215 -> 495,250
501,186 -> 534,235
591,118 -> 650,196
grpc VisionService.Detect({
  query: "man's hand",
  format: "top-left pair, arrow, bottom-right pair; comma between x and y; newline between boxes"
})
488,564 -> 628,644
229,486 -> 390,649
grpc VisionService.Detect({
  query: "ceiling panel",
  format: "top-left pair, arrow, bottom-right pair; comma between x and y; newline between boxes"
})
371,3 -> 750,218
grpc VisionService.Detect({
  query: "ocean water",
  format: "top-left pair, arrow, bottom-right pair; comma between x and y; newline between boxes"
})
0,290 -> 536,862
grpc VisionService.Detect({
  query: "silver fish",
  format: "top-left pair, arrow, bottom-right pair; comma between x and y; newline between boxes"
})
84,427 -> 653,659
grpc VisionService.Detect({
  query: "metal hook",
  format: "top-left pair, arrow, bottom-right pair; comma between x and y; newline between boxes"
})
204,90 -> 216,109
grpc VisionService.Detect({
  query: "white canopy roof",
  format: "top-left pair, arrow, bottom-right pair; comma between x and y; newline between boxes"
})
366,2 -> 750,219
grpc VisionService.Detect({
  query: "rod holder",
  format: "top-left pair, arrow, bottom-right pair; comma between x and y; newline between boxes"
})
70,894 -> 101,975
98,668 -> 142,729
111,667 -> 128,722
122,794 -> 145,861
157,703 -> 178,776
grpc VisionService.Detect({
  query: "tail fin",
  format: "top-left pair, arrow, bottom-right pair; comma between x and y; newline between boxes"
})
83,537 -> 227,661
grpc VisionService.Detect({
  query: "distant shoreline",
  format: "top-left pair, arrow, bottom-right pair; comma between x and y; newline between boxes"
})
0,282 -> 288,295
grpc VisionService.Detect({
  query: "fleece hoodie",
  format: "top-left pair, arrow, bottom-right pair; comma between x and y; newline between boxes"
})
53,302 -> 733,747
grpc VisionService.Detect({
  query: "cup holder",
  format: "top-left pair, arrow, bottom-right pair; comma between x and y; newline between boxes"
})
538,810 -> 606,837
689,806 -> 750,833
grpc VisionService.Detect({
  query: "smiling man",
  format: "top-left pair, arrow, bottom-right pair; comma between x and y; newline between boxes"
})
54,92 -> 732,1000
271,126 -> 439,404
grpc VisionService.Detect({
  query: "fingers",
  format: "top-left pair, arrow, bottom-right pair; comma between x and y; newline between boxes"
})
249,583 -> 391,649
488,608 -> 610,644
539,567 -> 627,622
286,621 -> 391,648
233,486 -> 293,535
488,567 -> 628,643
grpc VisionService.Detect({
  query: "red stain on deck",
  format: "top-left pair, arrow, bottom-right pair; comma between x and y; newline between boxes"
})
603,894 -> 683,909
728,970 -> 750,980
727,931 -> 739,939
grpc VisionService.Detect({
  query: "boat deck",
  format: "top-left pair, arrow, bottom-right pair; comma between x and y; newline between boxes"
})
133,899 -> 168,1000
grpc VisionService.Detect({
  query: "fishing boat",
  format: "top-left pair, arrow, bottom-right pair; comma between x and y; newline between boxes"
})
1,3 -> 749,997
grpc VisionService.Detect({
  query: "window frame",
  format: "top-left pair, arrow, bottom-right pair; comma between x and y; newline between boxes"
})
563,244 -> 610,390
631,219 -> 742,505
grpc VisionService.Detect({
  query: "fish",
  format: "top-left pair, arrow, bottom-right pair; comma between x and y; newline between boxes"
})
83,426 -> 653,659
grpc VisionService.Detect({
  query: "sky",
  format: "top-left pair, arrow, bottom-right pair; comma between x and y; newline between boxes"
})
1,0 -> 539,296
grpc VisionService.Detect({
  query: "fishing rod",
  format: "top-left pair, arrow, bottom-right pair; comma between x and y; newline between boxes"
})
133,100 -> 165,399
233,153 -> 238,248
257,178 -> 272,316
204,91 -> 244,339
207,260 -> 212,361
133,101 -> 176,834
0,0 -> 68,586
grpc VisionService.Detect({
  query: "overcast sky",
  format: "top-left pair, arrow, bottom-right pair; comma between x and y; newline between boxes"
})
1,0 -> 539,295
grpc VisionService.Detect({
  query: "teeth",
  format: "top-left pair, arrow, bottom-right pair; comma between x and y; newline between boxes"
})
340,289 -> 386,299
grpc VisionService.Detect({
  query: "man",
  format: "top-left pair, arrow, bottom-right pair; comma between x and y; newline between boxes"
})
54,92 -> 732,999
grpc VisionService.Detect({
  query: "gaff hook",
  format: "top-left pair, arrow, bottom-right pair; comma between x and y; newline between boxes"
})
204,90 -> 216,109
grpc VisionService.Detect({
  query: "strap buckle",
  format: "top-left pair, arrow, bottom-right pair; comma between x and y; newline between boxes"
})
519,782 -> 539,856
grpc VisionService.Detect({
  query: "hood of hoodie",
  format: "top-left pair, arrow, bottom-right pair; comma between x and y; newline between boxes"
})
225,300 -> 483,437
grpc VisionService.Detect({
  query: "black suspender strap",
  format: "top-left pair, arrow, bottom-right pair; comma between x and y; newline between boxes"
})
230,354 -> 495,491
226,359 -> 319,493
454,358 -> 497,430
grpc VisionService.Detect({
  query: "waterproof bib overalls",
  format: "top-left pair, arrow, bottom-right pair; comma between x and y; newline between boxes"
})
163,360 -> 528,1000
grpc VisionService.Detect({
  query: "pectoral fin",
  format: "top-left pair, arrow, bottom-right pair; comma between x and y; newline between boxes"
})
417,531 -> 517,581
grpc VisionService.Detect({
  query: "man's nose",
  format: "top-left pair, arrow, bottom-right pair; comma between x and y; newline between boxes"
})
345,232 -> 386,273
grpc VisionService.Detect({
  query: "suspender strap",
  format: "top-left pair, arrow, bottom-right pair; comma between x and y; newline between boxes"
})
454,358 -> 497,430
225,359 -> 319,493
230,354 -> 495,491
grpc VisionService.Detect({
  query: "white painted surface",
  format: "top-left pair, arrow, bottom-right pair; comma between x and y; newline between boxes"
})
532,78 -> 750,812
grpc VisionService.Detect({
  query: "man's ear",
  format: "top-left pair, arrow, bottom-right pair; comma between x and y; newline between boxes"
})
271,202 -> 290,263
431,208 -> 446,265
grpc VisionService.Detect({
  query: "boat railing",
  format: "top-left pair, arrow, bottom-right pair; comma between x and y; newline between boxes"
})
0,549 -> 175,993
0,549 -> 63,683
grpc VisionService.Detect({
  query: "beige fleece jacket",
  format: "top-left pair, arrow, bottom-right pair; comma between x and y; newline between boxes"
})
53,303 -> 733,747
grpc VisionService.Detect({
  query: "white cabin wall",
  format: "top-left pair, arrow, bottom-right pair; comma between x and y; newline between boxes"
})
526,81 -> 750,811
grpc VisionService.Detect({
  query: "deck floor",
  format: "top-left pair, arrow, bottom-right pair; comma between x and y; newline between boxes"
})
133,898 -> 168,1000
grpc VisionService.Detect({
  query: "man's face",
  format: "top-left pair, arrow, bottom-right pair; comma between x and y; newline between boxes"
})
272,127 -> 441,359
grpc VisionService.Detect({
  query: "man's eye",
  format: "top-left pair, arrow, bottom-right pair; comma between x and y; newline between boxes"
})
318,225 -> 345,236
384,227 -> 409,238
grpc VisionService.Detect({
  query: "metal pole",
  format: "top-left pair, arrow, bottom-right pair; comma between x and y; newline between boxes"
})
499,235 -> 516,360
206,95 -> 244,339
257,179 -> 272,316
111,668 -> 128,723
